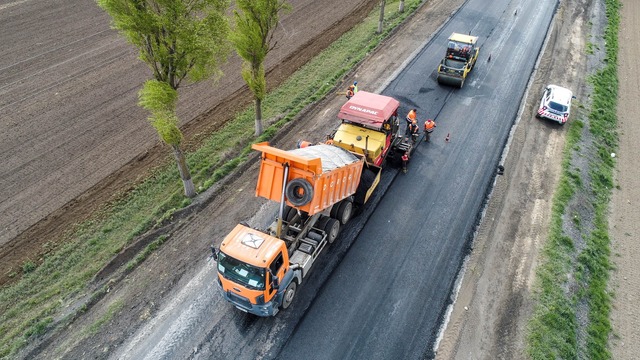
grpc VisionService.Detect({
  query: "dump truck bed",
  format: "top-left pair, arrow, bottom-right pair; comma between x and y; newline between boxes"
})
252,142 -> 364,215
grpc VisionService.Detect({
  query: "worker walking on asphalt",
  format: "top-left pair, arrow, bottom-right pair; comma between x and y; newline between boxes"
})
405,108 -> 417,134
423,118 -> 436,142
353,81 -> 358,93
409,120 -> 420,143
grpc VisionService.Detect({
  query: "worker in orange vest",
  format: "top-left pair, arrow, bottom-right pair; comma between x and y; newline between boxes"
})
406,108 -> 417,124
405,108 -> 417,134
325,134 -> 335,145
423,118 -> 436,142
346,85 -> 355,100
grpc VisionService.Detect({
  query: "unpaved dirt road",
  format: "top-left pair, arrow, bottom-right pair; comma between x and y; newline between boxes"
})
0,0 -> 381,282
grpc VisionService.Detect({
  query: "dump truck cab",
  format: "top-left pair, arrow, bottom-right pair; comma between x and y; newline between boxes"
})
437,33 -> 479,88
216,224 -> 294,316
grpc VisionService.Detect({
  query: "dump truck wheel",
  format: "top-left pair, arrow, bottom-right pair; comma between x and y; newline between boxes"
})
281,281 -> 297,310
285,178 -> 314,207
330,203 -> 340,219
336,200 -> 353,225
324,218 -> 341,243
284,205 -> 297,223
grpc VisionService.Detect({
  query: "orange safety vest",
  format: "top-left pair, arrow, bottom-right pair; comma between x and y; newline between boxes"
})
346,85 -> 355,99
407,110 -> 417,121
424,120 -> 436,132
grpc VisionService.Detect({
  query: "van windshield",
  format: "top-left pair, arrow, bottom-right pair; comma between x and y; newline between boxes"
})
549,101 -> 568,112
217,252 -> 265,290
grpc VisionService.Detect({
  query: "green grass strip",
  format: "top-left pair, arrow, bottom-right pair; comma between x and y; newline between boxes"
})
0,1 -> 420,357
579,0 -> 620,357
527,119 -> 584,360
527,0 -> 620,358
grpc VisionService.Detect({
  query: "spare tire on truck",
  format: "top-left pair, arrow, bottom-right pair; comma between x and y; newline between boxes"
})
285,178 -> 314,207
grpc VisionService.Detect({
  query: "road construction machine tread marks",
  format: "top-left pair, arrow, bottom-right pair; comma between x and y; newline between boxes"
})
354,168 -> 376,205
336,199 -> 353,225
281,280 -> 297,310
324,218 -> 341,244
285,178 -> 314,207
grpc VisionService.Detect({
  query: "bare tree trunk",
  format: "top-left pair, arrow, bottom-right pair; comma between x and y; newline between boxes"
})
254,97 -> 263,136
172,144 -> 196,198
377,1 -> 386,34
399,0 -> 405,13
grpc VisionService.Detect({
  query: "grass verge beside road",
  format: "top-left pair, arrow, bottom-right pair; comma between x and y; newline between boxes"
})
527,0 -> 620,358
0,1 -> 421,357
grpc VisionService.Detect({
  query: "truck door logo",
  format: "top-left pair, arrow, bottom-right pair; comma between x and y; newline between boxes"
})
242,233 -> 265,249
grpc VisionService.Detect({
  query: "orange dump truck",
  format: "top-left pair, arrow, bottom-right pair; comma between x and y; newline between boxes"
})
212,92 -> 412,316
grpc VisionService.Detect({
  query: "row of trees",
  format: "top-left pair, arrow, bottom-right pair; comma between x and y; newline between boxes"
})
97,0 -> 290,197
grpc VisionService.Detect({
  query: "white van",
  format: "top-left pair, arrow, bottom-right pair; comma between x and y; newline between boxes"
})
536,85 -> 574,125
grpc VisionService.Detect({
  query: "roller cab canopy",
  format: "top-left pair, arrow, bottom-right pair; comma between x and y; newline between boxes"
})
338,91 -> 400,131
446,33 -> 479,61
448,32 -> 478,45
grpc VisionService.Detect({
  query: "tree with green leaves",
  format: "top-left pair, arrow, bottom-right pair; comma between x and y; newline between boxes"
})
231,0 -> 291,136
98,0 -> 231,197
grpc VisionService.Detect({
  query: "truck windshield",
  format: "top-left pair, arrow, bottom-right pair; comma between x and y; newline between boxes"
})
217,252 -> 265,290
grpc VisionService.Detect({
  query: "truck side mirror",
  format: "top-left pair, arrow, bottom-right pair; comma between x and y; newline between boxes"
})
572,95 -> 577,99
270,272 -> 280,290
210,246 -> 219,261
